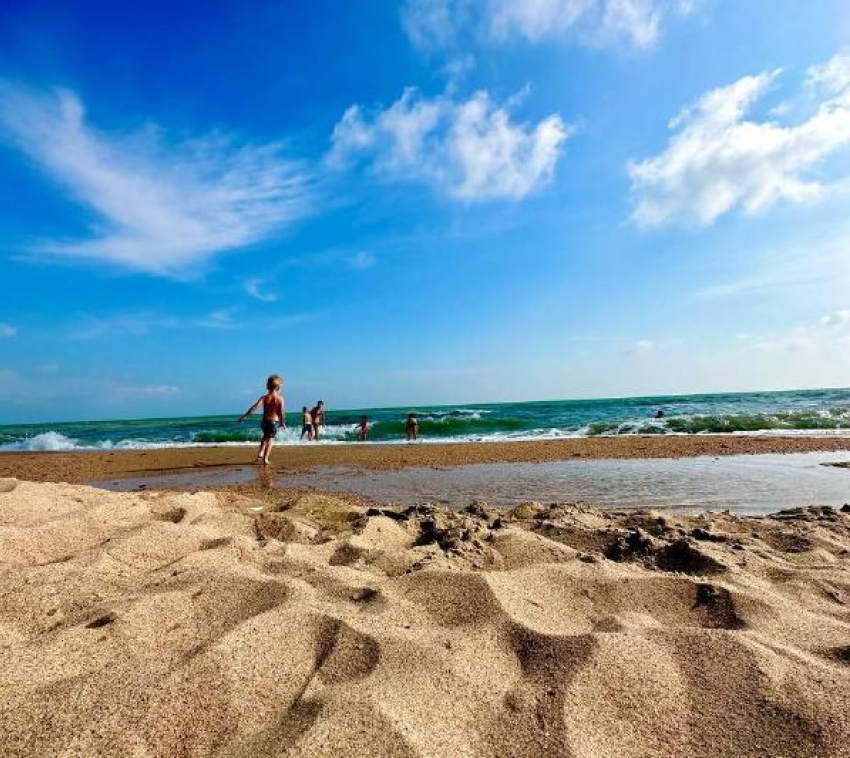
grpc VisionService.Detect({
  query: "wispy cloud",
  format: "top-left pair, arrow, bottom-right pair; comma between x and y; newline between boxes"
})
402,0 -> 700,53
194,308 -> 238,329
67,309 -> 236,339
629,53 -> 850,228
0,323 -> 15,338
733,309 -> 850,356
243,277 -> 279,302
0,81 -> 314,276
112,383 -> 181,397
328,87 -> 569,201
694,228 -> 850,301
0,367 -> 180,405
66,307 -> 319,340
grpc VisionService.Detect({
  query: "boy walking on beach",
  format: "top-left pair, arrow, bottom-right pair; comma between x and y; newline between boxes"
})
239,375 -> 286,464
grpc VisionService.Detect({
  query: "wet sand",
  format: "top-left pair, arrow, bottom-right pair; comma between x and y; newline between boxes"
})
2,477 -> 849,757
2,434 -> 850,484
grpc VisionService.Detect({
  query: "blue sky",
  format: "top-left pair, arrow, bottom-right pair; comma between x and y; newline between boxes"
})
1,0 -> 849,422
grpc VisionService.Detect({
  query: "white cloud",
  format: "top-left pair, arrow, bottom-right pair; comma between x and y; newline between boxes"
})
0,323 -> 15,337
0,81 -> 313,276
402,0 -> 699,52
402,0 -> 467,52
629,54 -> 850,228
807,52 -> 850,98
67,309 -> 239,339
243,278 -> 279,302
65,307 -> 321,340
195,308 -> 237,329
329,88 -> 569,201
695,226 -> 850,301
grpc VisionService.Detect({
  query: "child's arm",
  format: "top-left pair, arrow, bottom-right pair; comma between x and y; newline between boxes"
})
239,396 -> 263,422
280,398 -> 286,429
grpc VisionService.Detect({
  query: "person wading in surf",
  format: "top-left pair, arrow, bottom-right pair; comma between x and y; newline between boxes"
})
311,400 -> 325,440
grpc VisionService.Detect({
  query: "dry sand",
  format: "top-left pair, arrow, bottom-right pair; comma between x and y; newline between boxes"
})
2,434 -> 850,484
1,477 -> 849,757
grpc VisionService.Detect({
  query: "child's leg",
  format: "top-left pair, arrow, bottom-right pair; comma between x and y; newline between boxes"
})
263,438 -> 274,463
257,437 -> 269,461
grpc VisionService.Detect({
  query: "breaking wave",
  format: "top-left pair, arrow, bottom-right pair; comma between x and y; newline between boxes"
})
2,392 -> 850,451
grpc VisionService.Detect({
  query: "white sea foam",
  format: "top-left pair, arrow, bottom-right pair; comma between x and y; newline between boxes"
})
3,422 -> 850,453
0,431 -> 82,451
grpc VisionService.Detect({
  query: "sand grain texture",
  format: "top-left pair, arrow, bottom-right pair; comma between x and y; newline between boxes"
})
1,479 -> 849,757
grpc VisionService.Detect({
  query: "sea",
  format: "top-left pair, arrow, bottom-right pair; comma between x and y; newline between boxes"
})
2,387 -> 850,452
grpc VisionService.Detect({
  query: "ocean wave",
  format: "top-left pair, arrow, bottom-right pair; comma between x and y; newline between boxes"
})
417,408 -> 490,423
0,424 -> 365,452
0,431 -> 84,452
3,402 -> 850,452
586,408 -> 850,436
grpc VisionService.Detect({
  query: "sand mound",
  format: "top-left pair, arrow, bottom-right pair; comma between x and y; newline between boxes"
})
1,480 -> 849,757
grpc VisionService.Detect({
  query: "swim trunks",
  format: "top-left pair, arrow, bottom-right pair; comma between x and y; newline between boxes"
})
261,419 -> 279,438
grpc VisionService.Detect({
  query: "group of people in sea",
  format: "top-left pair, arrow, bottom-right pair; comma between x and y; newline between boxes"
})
239,374 -> 419,464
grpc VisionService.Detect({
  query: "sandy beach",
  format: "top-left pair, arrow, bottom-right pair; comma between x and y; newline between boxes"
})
1,474 -> 849,757
3,433 -> 850,484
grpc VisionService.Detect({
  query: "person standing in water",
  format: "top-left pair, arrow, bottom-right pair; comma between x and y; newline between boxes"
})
239,375 -> 286,465
301,406 -> 314,440
358,415 -> 369,441
405,413 -> 419,441
311,400 -> 325,440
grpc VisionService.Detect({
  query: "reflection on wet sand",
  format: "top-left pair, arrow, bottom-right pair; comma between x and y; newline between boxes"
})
94,451 -> 850,515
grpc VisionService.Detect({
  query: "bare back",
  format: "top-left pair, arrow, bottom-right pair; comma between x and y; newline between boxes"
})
262,393 -> 283,421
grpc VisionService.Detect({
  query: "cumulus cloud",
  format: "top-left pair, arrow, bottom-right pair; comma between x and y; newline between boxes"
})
0,323 -> 16,338
328,88 -> 569,201
0,81 -> 313,276
629,53 -> 850,228
402,0 -> 699,52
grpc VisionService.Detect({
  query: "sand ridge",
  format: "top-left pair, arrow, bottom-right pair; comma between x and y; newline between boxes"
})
1,478 -> 849,757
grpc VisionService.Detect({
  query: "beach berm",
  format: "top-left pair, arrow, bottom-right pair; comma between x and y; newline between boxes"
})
3,433 -> 850,484
1,478 -> 849,757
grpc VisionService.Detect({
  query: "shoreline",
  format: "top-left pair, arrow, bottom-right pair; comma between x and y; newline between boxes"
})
2,433 -> 850,484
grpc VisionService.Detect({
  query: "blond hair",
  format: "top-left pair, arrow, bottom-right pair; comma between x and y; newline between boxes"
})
266,374 -> 283,391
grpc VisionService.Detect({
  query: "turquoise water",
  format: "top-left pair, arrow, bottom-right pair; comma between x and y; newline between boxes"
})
1,388 -> 850,451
